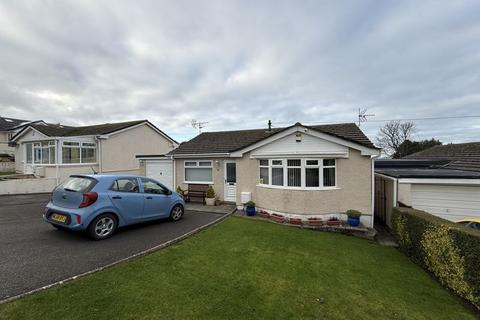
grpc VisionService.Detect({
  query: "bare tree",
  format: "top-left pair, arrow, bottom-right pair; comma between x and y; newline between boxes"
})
376,121 -> 416,157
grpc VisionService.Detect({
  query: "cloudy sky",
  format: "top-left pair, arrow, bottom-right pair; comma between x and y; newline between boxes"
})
0,1 -> 479,143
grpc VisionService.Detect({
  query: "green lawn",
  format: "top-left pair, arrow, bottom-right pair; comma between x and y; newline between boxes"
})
0,217 -> 476,320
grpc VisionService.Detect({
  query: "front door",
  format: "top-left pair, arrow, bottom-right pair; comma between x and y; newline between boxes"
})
224,161 -> 236,202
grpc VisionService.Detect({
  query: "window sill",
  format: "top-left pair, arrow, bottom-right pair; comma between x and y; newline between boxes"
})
256,184 -> 340,191
25,163 -> 98,167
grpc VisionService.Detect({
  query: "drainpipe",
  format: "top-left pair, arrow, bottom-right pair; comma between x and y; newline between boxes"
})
371,155 -> 379,228
96,136 -> 102,173
55,139 -> 60,185
172,156 -> 176,189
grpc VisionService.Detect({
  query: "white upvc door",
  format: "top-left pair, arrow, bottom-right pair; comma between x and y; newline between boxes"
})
224,160 -> 237,202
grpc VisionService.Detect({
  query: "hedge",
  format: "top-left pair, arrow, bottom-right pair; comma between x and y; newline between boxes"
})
392,207 -> 480,309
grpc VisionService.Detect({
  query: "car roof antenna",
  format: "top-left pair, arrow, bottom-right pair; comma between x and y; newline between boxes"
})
90,166 -> 98,174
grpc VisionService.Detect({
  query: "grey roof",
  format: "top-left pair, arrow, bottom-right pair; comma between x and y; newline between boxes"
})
0,116 -> 30,131
12,120 -> 177,143
171,122 -> 376,155
405,142 -> 480,172
375,159 -> 480,179
30,120 -> 145,137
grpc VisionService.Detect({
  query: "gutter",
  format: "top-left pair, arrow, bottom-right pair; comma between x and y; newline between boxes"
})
170,153 -> 231,159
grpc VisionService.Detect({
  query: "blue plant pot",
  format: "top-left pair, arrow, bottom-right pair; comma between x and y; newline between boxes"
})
245,207 -> 256,216
347,216 -> 360,227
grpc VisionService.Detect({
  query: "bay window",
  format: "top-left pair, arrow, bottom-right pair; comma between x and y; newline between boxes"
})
184,160 -> 213,183
271,160 -> 284,186
259,160 -> 269,184
323,159 -> 336,187
305,160 -> 320,187
258,158 -> 337,189
287,159 -> 301,187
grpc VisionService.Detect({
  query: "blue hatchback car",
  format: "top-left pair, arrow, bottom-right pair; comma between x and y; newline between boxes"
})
44,174 -> 185,240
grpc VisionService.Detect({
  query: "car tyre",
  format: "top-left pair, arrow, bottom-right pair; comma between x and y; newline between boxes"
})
87,213 -> 118,240
170,204 -> 184,221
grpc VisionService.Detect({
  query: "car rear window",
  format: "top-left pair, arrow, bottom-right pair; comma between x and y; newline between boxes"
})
58,177 -> 97,193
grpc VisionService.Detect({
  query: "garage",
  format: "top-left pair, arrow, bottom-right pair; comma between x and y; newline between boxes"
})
375,158 -> 480,228
411,184 -> 480,222
137,156 -> 174,190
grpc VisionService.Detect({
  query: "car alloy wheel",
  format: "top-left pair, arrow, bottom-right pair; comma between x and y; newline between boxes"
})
88,214 -> 117,240
95,217 -> 115,237
170,205 -> 184,221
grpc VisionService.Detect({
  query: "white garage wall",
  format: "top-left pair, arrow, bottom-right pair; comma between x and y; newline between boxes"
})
411,184 -> 480,221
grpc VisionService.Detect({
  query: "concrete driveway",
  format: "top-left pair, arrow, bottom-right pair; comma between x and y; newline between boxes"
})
0,194 -> 224,301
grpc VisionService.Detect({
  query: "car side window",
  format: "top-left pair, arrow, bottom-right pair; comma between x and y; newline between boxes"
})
111,178 -> 139,193
141,178 -> 168,194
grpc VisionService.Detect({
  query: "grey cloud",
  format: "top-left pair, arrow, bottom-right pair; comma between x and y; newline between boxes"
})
0,0 -> 479,143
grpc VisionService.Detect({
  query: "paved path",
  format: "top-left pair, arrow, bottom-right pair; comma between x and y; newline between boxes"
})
0,194 -> 222,300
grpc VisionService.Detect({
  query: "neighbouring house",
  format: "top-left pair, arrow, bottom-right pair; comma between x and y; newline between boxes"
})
138,122 -> 380,227
374,142 -> 480,227
0,116 -> 33,156
4,119 -> 177,194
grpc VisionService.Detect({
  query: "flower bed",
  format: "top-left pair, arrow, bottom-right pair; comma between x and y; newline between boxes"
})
269,213 -> 285,223
288,218 -> 303,226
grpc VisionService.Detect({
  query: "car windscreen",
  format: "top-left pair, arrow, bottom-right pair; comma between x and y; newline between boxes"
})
57,177 -> 97,193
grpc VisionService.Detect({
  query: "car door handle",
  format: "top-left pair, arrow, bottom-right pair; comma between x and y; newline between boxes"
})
146,196 -> 153,199
112,196 -> 122,200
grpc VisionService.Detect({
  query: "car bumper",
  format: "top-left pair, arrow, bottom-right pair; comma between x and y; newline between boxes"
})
43,203 -> 89,231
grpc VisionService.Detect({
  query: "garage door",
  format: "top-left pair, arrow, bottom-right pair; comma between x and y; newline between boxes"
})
411,184 -> 480,222
145,160 -> 174,190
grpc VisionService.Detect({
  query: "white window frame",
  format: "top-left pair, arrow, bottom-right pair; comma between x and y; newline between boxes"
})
259,159 -> 269,185
184,160 -> 214,184
322,159 -> 336,187
25,140 -> 56,165
62,141 -> 97,164
257,158 -> 338,190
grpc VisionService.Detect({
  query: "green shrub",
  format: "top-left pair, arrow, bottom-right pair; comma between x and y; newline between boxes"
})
392,207 -> 480,309
206,186 -> 215,198
245,201 -> 255,208
346,209 -> 362,218
176,186 -> 184,194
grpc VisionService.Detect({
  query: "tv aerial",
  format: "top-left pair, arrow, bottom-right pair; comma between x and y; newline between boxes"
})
357,108 -> 375,127
191,119 -> 208,133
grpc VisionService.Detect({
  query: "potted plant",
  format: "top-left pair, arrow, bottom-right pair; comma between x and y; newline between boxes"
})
244,201 -> 256,216
326,216 -> 342,226
176,186 -> 185,196
205,186 -> 216,206
346,209 -> 362,227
